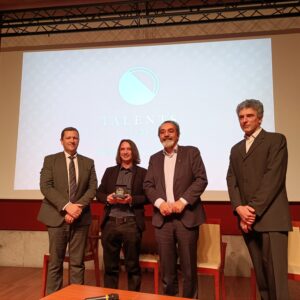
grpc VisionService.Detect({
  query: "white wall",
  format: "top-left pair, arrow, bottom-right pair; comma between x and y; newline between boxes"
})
0,230 -> 104,271
0,230 -> 251,276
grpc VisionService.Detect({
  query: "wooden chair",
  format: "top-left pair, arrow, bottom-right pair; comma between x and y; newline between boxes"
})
139,253 -> 159,294
250,220 -> 300,300
119,216 -> 160,294
197,218 -> 227,300
119,250 -> 159,294
41,215 -> 101,297
288,221 -> 300,281
138,216 -> 159,294
138,218 -> 227,297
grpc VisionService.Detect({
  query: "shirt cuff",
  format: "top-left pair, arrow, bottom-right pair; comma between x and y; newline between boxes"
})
179,197 -> 188,206
62,202 -> 71,211
154,198 -> 165,209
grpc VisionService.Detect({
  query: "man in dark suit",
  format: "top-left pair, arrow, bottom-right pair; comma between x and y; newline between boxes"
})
144,120 -> 208,299
227,99 -> 292,300
38,127 -> 97,295
96,139 -> 147,291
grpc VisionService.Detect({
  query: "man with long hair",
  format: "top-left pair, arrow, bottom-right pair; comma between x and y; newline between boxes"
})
96,139 -> 147,291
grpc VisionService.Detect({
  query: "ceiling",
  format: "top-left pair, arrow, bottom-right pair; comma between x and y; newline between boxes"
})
0,1 -> 299,37
0,0 -> 111,10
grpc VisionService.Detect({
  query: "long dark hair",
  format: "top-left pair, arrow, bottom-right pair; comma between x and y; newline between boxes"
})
116,139 -> 141,165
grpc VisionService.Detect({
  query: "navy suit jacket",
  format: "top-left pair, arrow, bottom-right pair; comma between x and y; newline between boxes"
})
144,145 -> 208,228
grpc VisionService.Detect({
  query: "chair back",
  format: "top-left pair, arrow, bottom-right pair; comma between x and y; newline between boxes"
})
85,215 -> 101,257
140,216 -> 158,254
197,219 -> 221,267
288,221 -> 300,275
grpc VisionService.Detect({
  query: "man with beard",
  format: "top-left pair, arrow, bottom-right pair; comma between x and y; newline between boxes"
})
144,120 -> 208,299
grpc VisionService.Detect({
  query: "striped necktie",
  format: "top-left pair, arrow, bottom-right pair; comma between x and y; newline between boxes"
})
68,156 -> 77,202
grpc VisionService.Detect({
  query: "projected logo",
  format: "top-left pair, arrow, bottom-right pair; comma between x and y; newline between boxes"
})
119,67 -> 159,105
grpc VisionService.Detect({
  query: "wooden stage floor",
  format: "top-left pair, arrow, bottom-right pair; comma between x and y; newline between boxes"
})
0,266 -> 299,300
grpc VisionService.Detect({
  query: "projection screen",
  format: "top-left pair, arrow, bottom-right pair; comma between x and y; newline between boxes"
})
1,34 -> 299,201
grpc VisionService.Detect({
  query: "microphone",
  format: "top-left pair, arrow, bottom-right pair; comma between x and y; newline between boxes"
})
84,294 -> 119,300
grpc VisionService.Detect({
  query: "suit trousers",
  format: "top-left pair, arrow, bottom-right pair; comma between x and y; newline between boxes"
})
47,222 -> 89,295
155,217 -> 199,299
244,230 -> 289,300
102,217 -> 142,291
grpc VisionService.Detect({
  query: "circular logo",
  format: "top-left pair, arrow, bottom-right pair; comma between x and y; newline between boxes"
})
119,67 -> 159,105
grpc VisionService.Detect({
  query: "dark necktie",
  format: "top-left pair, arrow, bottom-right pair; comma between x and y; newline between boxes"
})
69,156 -> 77,202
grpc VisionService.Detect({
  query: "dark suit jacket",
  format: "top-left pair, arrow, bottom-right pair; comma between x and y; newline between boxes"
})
227,129 -> 291,232
144,145 -> 208,228
38,152 -> 97,227
96,165 -> 148,231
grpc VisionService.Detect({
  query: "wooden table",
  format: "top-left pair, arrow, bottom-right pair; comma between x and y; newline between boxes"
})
40,284 -> 192,300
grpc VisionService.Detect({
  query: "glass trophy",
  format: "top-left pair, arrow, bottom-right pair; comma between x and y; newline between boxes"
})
113,185 -> 128,199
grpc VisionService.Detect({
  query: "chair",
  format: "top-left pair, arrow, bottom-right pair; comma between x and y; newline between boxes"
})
118,252 -> 160,294
138,216 -> 160,294
139,253 -> 160,294
250,220 -> 300,300
138,218 -> 227,297
119,216 -> 160,294
118,250 -> 159,294
288,221 -> 300,280
197,218 -> 227,300
41,215 -> 101,297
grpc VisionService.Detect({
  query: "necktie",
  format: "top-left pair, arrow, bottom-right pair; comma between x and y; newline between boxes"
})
69,156 -> 77,202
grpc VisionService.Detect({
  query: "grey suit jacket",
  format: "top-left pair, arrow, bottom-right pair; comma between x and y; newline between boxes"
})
227,129 -> 291,232
144,145 -> 208,228
38,152 -> 97,227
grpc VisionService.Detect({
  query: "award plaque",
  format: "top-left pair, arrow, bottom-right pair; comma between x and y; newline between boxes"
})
113,185 -> 128,199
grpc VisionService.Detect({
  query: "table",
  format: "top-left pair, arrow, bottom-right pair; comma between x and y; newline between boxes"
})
40,284 -> 192,300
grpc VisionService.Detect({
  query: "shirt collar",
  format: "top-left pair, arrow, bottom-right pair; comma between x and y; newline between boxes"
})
64,151 -> 77,159
163,144 -> 178,157
120,165 -> 133,172
244,127 -> 262,140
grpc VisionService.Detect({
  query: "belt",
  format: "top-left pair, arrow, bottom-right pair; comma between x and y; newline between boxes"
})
108,216 -> 136,225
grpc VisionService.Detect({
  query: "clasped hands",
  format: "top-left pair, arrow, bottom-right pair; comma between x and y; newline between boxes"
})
159,200 -> 185,216
236,205 -> 256,233
65,203 -> 83,224
107,193 -> 132,205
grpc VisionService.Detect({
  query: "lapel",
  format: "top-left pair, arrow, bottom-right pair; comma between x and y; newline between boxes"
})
157,150 -> 166,192
110,165 -> 121,182
131,165 -> 137,190
58,152 -> 69,188
174,145 -> 183,182
246,129 -> 265,158
238,129 -> 266,160
77,154 -> 84,188
238,140 -> 247,160
76,154 -> 91,194
112,165 -> 121,189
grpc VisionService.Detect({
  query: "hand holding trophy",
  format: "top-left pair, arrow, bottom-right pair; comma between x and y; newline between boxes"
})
113,185 -> 132,204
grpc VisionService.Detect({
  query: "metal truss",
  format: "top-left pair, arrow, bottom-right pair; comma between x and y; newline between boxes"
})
0,0 -> 300,37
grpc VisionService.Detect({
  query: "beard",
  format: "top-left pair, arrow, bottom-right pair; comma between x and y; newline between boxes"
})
161,139 -> 176,149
